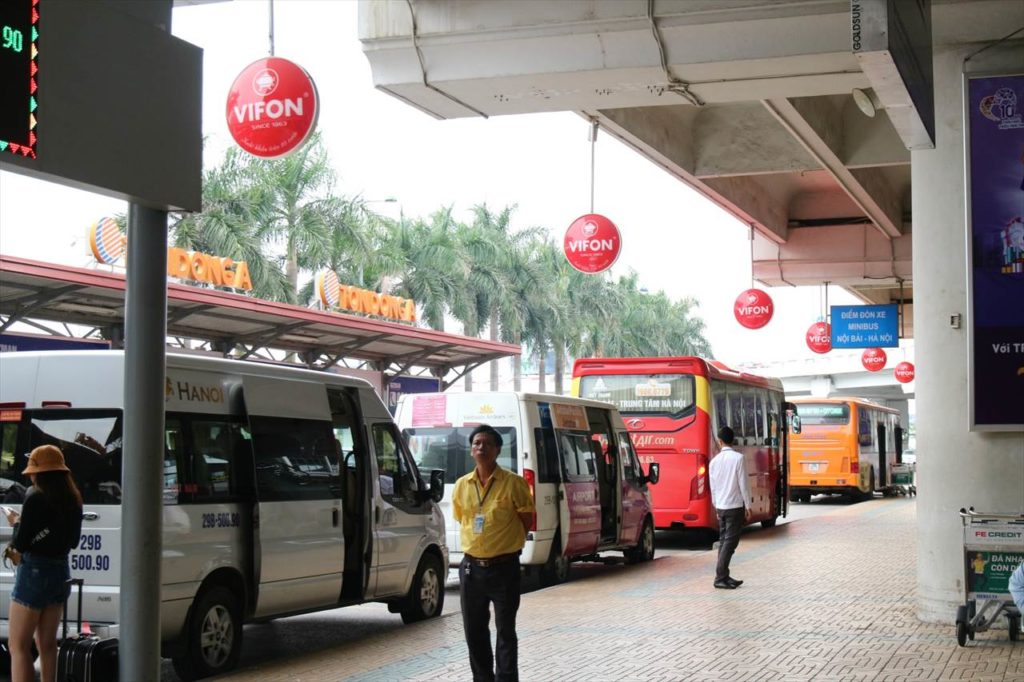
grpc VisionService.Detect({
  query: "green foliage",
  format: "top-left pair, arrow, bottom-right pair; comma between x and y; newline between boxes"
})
170,142 -> 713,380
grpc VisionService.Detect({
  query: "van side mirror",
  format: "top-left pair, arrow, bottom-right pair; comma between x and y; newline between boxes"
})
790,415 -> 802,434
645,462 -> 660,486
429,469 -> 445,502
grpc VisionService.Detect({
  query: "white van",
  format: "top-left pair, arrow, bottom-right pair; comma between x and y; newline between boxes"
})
0,351 -> 447,679
395,392 -> 659,585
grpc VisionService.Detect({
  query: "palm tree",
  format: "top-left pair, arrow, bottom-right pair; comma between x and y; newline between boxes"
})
533,239 -> 621,394
450,217 -> 508,391
240,133 -> 338,303
380,208 -> 466,331
170,147 -> 290,301
468,204 -> 550,390
296,195 -> 381,306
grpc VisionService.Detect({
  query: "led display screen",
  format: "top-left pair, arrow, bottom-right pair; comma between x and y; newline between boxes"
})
0,0 -> 37,158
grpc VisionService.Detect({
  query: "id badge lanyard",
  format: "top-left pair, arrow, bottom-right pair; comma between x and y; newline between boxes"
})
472,478 -> 493,535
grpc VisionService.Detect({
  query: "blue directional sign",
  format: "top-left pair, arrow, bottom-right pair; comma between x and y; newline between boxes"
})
830,304 -> 899,348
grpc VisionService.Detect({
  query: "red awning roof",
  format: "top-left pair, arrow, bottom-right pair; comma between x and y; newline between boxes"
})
0,255 -> 519,378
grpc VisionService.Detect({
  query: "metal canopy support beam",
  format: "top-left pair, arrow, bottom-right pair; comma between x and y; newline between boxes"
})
324,333 -> 390,356
442,361 -> 486,391
440,351 -> 513,391
167,303 -> 214,324
236,321 -> 309,359
387,344 -> 456,376
0,284 -> 83,332
762,97 -> 903,238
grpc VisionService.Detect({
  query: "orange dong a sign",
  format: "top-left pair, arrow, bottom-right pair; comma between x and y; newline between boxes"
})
316,270 -> 416,322
87,218 -> 253,291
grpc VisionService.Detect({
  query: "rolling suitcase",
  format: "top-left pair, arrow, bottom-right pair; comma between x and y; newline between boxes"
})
56,578 -> 118,682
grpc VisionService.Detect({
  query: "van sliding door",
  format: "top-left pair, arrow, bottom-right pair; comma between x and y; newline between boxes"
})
242,376 -> 344,617
555,431 -> 601,556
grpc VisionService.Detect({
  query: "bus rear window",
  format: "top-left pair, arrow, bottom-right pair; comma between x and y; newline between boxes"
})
578,374 -> 695,416
796,403 -> 850,425
403,427 -> 517,483
0,409 -> 122,505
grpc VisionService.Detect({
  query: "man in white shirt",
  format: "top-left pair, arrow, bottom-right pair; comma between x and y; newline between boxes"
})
708,426 -> 752,589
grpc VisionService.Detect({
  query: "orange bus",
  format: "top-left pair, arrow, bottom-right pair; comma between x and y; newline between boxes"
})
572,356 -> 790,533
788,397 -> 904,502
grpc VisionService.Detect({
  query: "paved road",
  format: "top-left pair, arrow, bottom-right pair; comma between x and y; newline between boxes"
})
159,495 -> 854,680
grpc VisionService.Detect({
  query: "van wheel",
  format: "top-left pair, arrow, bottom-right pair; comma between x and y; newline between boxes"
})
539,535 -> 570,586
401,554 -> 445,624
625,518 -> 655,564
172,585 -> 243,680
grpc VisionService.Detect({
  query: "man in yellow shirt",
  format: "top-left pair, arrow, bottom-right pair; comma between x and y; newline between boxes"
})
452,424 -> 535,682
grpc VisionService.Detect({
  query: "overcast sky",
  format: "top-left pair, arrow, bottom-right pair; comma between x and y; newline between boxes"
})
0,0 -> 877,368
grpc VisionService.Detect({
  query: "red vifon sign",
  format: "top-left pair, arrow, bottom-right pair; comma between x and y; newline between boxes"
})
563,214 -> 621,274
226,56 -> 319,159
734,289 -> 773,329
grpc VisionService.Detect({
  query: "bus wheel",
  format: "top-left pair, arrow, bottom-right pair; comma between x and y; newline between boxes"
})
625,518 -> 655,564
400,553 -> 445,624
173,585 -> 243,680
760,516 -> 778,529
540,535 -> 570,586
859,471 -> 875,502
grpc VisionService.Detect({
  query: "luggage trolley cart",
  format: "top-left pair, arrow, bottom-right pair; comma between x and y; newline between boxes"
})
956,507 -> 1024,646
890,462 -> 915,496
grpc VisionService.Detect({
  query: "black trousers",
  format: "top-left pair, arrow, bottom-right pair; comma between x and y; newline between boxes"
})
459,557 -> 522,682
715,507 -> 745,582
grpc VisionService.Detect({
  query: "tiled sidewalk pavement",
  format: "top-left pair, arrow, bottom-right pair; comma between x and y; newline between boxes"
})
218,498 -> 1024,681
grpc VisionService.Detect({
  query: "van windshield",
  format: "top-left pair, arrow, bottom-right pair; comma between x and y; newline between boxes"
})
402,427 -> 517,483
0,409 -> 122,505
578,374 -> 695,417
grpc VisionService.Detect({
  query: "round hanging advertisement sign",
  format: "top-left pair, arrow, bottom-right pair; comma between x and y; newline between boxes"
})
315,270 -> 340,308
861,347 -> 887,372
894,361 -> 916,383
805,321 -> 832,354
563,214 -> 621,274
88,217 -> 125,265
226,56 -> 320,159
734,288 -> 773,329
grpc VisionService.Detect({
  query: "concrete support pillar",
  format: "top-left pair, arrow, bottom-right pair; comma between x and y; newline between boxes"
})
912,44 -> 1024,623
809,375 -> 834,397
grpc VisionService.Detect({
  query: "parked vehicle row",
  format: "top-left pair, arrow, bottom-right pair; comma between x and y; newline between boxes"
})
1,351 -> 446,679
1,351 -> 900,679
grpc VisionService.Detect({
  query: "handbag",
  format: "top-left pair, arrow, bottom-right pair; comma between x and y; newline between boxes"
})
2,543 -> 20,568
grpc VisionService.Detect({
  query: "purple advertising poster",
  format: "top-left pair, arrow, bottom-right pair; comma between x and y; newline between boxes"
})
967,74 -> 1024,430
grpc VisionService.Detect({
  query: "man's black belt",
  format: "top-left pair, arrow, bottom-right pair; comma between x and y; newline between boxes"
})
464,552 -> 520,567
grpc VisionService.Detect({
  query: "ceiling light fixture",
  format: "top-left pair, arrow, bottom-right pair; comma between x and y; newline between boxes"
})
852,88 -> 877,117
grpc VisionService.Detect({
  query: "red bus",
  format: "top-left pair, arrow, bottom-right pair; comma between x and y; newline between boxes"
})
572,356 -> 790,533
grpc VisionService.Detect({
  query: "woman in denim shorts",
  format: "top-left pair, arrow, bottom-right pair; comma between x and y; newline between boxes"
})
4,445 -> 83,682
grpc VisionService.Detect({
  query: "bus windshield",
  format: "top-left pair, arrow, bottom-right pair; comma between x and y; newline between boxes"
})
578,374 -> 695,416
796,403 -> 850,425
